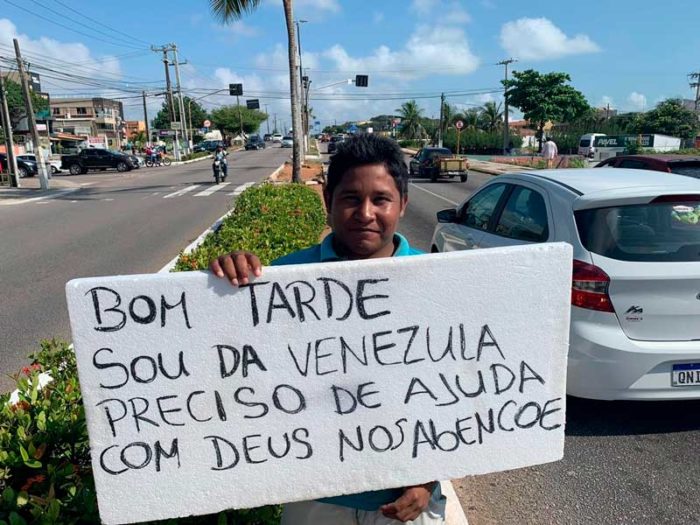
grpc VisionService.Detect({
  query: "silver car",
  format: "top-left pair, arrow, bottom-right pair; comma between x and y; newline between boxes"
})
281,136 -> 293,148
431,168 -> 700,400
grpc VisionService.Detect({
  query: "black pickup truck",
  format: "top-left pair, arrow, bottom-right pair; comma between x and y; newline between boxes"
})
61,148 -> 136,175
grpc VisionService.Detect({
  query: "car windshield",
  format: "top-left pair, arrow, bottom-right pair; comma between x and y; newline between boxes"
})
669,162 -> 700,179
579,139 -> 591,147
283,136 -> 293,140
575,198 -> 700,262
430,148 -> 451,155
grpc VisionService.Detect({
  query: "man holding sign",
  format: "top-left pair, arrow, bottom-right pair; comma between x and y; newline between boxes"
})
211,134 -> 445,523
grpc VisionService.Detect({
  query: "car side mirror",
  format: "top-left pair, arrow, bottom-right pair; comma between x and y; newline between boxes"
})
437,208 -> 458,223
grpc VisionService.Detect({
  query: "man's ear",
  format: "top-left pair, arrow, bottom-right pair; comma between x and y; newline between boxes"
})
399,194 -> 408,218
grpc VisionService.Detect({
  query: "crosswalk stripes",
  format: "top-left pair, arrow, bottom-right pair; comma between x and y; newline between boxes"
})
228,181 -> 256,196
163,185 -> 200,199
194,182 -> 230,196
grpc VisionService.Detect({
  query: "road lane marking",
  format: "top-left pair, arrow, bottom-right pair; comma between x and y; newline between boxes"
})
408,183 -> 459,206
0,188 -> 78,206
195,182 -> 230,196
163,185 -> 200,199
228,181 -> 256,196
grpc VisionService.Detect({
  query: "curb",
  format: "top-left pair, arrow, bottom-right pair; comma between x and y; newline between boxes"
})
442,481 -> 469,525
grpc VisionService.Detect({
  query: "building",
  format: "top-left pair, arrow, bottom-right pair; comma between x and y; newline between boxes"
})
50,97 -> 125,149
124,120 -> 146,141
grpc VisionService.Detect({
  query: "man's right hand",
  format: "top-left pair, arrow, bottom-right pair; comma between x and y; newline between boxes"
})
210,251 -> 263,286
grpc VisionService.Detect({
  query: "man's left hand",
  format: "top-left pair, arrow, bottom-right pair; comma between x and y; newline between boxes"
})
379,482 -> 436,522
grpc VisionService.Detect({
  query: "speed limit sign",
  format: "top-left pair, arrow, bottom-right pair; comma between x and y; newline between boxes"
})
203,119 -> 211,128
455,120 -> 464,130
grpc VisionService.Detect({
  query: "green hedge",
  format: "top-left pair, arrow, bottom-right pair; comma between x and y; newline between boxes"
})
180,151 -> 211,162
174,183 -> 326,271
0,183 -> 326,524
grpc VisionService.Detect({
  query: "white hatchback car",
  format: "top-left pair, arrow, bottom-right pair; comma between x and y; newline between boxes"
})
431,168 -> 700,400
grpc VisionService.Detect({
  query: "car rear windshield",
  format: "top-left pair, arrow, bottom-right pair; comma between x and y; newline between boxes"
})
575,198 -> 700,262
431,148 -> 451,155
670,162 -> 700,179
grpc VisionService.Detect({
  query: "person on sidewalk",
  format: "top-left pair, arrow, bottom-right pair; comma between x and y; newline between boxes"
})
210,134 -> 446,525
542,136 -> 558,169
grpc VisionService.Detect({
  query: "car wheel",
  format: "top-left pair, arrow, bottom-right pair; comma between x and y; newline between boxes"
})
116,161 -> 128,172
460,174 -> 467,182
18,167 -> 28,178
431,246 -> 439,253
430,170 -> 438,182
69,164 -> 82,176
50,165 -> 58,174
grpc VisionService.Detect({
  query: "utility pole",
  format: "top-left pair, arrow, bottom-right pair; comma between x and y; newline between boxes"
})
498,58 -> 517,155
142,91 -> 150,147
689,72 -> 700,112
153,45 -> 179,160
273,113 -> 278,133
606,103 -> 611,120
14,39 -> 48,189
296,19 -> 308,153
0,68 -> 20,187
171,44 -> 190,154
438,92 -> 445,148
265,104 -> 270,134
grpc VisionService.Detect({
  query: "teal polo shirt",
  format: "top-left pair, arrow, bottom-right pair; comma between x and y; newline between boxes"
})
272,232 -> 425,511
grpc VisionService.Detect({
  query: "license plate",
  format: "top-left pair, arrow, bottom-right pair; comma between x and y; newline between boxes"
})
671,363 -> 700,387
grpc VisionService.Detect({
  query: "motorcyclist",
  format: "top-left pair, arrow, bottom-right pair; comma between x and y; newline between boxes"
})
213,145 -> 228,180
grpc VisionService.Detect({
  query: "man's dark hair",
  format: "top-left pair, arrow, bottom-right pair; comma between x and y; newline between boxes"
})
326,134 -> 408,197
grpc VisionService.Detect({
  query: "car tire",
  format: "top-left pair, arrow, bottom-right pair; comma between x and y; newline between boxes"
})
69,164 -> 82,176
460,174 -> 467,182
18,167 -> 28,178
430,170 -> 438,182
116,161 -> 129,172
50,165 -> 58,174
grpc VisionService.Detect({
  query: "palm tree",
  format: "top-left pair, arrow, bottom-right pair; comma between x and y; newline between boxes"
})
396,100 -> 425,139
480,101 -> 503,132
441,102 -> 457,136
464,108 -> 480,130
210,0 -> 303,183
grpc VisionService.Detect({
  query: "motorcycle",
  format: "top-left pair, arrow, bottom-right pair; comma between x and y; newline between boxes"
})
213,159 -> 222,184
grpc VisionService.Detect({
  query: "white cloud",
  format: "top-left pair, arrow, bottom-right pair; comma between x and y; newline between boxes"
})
323,25 -> 479,80
412,0 -> 470,24
373,11 -> 385,24
0,18 -> 123,87
597,95 -> 614,108
627,91 -> 647,111
215,20 -> 259,38
411,0 -> 439,14
500,17 -> 600,60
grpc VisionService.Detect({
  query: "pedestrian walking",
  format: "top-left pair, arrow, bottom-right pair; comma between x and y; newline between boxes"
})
542,137 -> 558,169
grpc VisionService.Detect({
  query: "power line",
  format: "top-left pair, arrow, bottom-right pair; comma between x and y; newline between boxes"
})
2,0 -> 147,51
52,0 -> 153,47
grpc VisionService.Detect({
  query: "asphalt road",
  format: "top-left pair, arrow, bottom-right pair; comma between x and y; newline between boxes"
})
0,145 -> 291,391
383,150 -> 700,525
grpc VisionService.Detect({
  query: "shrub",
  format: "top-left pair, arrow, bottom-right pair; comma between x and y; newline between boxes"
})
0,182 -> 326,524
174,183 -> 326,271
398,139 -> 424,149
180,151 -> 211,162
568,157 -> 587,168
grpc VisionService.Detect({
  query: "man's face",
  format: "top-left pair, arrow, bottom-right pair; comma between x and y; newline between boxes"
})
325,163 -> 407,260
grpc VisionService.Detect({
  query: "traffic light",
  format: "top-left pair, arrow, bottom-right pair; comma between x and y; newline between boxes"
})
229,83 -> 243,96
355,75 -> 368,87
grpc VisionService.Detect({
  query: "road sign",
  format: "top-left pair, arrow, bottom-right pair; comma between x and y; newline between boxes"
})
170,121 -> 181,130
392,118 -> 401,127
203,119 -> 211,128
455,120 -> 464,130
159,130 -> 176,137
347,124 -> 358,133
229,83 -> 243,96
246,99 -> 260,110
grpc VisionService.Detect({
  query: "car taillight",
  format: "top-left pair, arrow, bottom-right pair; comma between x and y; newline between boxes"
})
572,259 -> 614,312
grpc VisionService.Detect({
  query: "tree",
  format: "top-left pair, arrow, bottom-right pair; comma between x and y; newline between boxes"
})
396,100 -> 425,139
629,98 -> 699,140
211,0 -> 303,183
3,77 -> 48,129
130,130 -> 147,147
479,101 -> 503,132
463,108 -> 480,130
152,97 -> 209,131
210,105 -> 268,135
440,102 -> 457,137
504,69 -> 590,151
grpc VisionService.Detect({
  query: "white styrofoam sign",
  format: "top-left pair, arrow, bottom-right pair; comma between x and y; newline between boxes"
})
66,243 -> 572,524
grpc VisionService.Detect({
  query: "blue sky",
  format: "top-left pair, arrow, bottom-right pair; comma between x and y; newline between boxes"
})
1,0 -> 699,130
